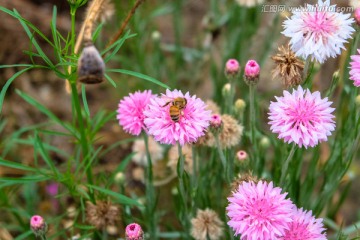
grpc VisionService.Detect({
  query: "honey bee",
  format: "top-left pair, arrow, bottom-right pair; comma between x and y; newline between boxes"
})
162,97 -> 187,122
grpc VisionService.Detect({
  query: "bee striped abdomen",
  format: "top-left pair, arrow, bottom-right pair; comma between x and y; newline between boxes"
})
169,106 -> 180,122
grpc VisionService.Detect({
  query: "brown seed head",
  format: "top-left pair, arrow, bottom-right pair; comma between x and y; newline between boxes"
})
86,201 -> 120,229
271,45 -> 305,88
191,209 -> 224,240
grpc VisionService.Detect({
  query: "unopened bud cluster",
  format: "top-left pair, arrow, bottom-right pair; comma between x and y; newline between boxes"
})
77,42 -> 106,84
225,59 -> 240,80
125,223 -> 144,240
30,215 -> 47,237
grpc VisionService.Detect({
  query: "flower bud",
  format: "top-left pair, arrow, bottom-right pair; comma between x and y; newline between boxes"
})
356,95 -> 360,107
114,172 -> 125,184
234,99 -> 246,114
244,60 -> 260,85
77,42 -> 105,84
222,83 -> 231,98
151,31 -> 161,41
355,8 -> 360,26
125,223 -> 144,240
171,187 -> 179,195
30,215 -> 47,237
210,114 -> 222,128
260,136 -> 271,149
236,150 -> 248,161
225,59 -> 240,80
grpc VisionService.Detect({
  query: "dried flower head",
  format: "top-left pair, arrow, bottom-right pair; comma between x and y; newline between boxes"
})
77,43 -> 105,84
191,209 -> 224,240
227,181 -> 294,239
132,137 -> 163,166
30,215 -> 47,237
144,89 -> 211,146
206,115 -> 244,149
125,223 -> 144,240
272,45 -> 305,87
268,86 -> 336,148
282,0 -> 355,63
281,208 -> 327,240
86,201 -> 119,229
205,100 -> 221,114
117,90 -> 154,136
168,144 -> 193,174
230,172 -> 258,191
99,0 -> 115,23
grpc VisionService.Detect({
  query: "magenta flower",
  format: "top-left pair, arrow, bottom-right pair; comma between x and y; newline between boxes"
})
144,89 -> 211,146
225,59 -> 240,78
282,0 -> 355,63
350,49 -> 360,87
268,86 -> 335,148
117,90 -> 154,136
125,223 -> 144,240
281,208 -> 327,240
227,181 -> 294,240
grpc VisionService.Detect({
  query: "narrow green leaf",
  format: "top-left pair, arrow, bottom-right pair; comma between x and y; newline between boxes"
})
15,90 -> 78,137
0,67 -> 34,114
0,175 -> 50,188
107,69 -> 170,89
87,184 -> 141,206
14,230 -> 33,240
81,85 -> 90,117
104,73 -> 117,87
33,133 -> 60,177
0,158 -> 36,172
104,31 -> 133,63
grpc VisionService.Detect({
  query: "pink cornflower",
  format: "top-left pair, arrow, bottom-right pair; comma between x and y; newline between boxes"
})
227,181 -> 294,240
117,90 -> 154,136
244,60 -> 260,79
236,150 -> 248,161
350,49 -> 360,87
144,89 -> 211,146
125,223 -> 144,240
355,8 -> 360,26
281,208 -> 327,240
282,0 -> 355,63
268,86 -> 335,148
210,114 -> 222,128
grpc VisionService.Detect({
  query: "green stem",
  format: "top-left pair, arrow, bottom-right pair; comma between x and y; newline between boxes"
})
214,134 -> 230,183
177,142 -> 189,236
303,56 -> 311,80
280,144 -> 297,186
249,84 -> 256,144
143,133 -> 157,239
70,7 -> 77,54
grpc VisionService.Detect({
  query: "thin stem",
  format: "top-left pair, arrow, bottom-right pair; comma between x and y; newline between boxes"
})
303,56 -> 311,80
143,133 -> 157,239
177,142 -> 189,236
249,84 -> 256,143
70,7 -> 76,54
214,134 -> 226,169
280,144 -> 297,186
104,0 -> 145,52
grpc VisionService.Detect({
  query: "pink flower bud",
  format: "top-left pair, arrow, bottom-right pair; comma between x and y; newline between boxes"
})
355,8 -> 360,26
244,60 -> 260,85
125,223 -> 144,240
30,215 -> 47,237
236,150 -> 248,161
210,114 -> 222,128
225,59 -> 240,79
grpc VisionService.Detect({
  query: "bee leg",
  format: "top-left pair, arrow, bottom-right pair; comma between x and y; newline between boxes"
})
162,102 -> 171,107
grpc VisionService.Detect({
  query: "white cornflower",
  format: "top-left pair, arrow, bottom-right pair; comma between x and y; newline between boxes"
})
282,0 -> 355,63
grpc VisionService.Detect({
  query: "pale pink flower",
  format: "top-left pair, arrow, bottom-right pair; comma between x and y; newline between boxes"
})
282,0 -> 355,63
225,59 -> 240,78
350,49 -> 360,87
227,181 -> 294,240
210,114 -> 222,128
268,86 -> 335,148
144,89 -> 211,146
125,223 -> 144,240
236,150 -> 248,161
117,90 -> 154,136
281,208 -> 327,240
